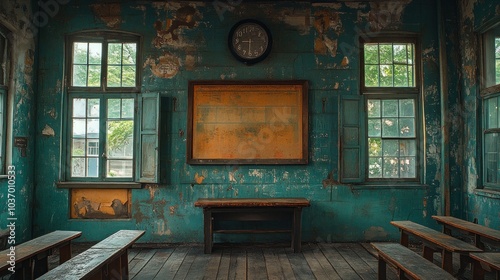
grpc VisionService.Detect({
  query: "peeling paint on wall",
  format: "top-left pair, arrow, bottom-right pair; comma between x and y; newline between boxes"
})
314,10 -> 342,57
41,124 -> 55,137
194,172 -> 205,184
91,3 -> 122,28
144,53 -> 180,79
358,0 -> 411,31
277,8 -> 311,35
153,5 -> 198,48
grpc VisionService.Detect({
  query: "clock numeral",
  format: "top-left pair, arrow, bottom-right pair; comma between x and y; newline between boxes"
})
237,45 -> 241,51
235,38 -> 239,44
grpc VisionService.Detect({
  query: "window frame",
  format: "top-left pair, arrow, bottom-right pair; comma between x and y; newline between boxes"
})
480,19 -> 500,190
358,34 -> 422,183
63,31 -> 141,183
0,24 -> 12,176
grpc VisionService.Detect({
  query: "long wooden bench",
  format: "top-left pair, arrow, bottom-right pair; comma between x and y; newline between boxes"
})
37,230 -> 145,280
194,198 -> 310,253
432,215 -> 500,249
0,230 -> 82,279
470,252 -> 500,280
390,220 -> 483,274
371,242 -> 455,280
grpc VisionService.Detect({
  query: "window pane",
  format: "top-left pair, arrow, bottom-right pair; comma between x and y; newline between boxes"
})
87,119 -> 100,137
122,99 -> 134,118
368,138 -> 382,156
379,44 -> 392,64
73,98 -> 86,117
399,99 -> 415,117
122,66 -> 136,87
394,65 -> 409,87
108,99 -> 121,118
87,99 -> 100,118
367,100 -> 381,117
107,120 -> 134,155
107,160 -> 133,178
383,140 -> 398,156
382,100 -> 398,117
365,65 -> 379,87
364,44 -> 379,64
382,118 -> 399,137
72,119 -> 86,137
72,139 -> 86,156
393,44 -> 407,63
88,43 -> 102,64
383,157 -> 399,178
379,65 -> 393,87
399,118 -> 415,137
73,42 -> 87,64
71,158 -> 85,177
72,65 -> 87,87
123,43 -> 137,64
107,65 -> 122,87
87,140 -> 99,156
108,43 -> 122,65
87,158 -> 99,177
400,139 -> 416,156
368,119 -> 381,137
485,133 -> 499,184
369,157 -> 382,178
87,65 -> 101,87
400,157 -> 416,178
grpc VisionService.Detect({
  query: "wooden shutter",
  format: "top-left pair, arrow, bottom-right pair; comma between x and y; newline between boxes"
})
340,96 -> 365,183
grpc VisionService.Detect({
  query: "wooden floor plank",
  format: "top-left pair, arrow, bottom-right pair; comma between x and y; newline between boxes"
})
173,246 -> 197,280
228,247 -> 246,280
215,248 -> 231,280
185,246 -> 212,280
286,248 -> 315,279
319,243 -> 362,280
154,245 -> 190,280
263,248 -> 284,280
129,248 -> 157,278
307,243 -> 342,280
302,243 -> 332,280
132,248 -> 174,280
128,248 -> 141,262
351,244 -> 398,280
247,248 -> 267,280
276,248 -> 296,280
334,243 -> 377,280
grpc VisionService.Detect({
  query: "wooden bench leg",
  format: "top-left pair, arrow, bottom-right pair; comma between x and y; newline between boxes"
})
422,245 -> 434,262
400,231 -> 409,247
471,259 -> 485,280
292,208 -> 302,253
377,256 -> 387,280
441,250 -> 453,274
204,209 -> 213,254
59,242 -> 72,263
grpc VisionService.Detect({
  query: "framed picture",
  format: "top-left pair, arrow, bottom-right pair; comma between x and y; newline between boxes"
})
187,80 -> 308,164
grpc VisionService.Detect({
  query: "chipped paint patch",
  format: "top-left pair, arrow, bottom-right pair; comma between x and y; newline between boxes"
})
277,8 -> 311,35
144,53 -> 180,79
314,10 -> 342,57
91,3 -> 121,28
357,0 -> 411,32
249,169 -> 264,179
194,172 -> 205,184
147,184 -> 157,200
169,205 -> 178,215
41,124 -> 55,136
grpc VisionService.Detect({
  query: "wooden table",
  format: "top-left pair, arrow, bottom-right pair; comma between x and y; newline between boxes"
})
432,215 -> 500,249
194,198 -> 310,254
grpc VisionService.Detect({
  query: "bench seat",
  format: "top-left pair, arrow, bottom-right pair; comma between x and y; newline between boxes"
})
37,230 -> 145,280
391,220 -> 483,274
371,242 -> 455,280
0,230 -> 82,278
470,252 -> 500,280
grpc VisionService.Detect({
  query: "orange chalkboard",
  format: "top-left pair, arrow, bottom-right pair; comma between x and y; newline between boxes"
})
187,80 -> 308,164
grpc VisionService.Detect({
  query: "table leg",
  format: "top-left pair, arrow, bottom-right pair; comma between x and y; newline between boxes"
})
59,242 -> 72,263
423,246 -> 434,262
442,250 -> 453,274
400,231 -> 409,247
292,208 -> 302,253
204,208 -> 213,254
471,259 -> 485,280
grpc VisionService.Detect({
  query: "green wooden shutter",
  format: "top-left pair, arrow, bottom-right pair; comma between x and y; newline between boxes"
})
340,96 -> 365,183
136,93 -> 162,183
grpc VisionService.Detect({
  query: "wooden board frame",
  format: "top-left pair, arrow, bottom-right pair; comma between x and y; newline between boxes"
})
187,80 -> 308,164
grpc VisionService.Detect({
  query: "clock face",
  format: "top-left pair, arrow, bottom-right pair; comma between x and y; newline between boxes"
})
228,20 -> 272,65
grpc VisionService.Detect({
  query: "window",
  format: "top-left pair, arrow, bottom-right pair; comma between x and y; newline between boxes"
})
66,32 -> 140,182
0,25 -> 10,174
481,22 -> 500,189
340,36 -> 420,183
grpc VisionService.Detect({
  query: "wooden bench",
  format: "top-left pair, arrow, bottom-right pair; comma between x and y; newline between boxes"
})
470,252 -> 500,280
37,230 -> 145,280
194,198 -> 310,254
0,230 -> 81,279
371,242 -> 455,280
432,215 -> 500,249
390,220 -> 483,274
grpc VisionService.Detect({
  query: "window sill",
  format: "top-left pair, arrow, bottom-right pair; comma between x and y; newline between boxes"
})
344,183 -> 428,190
474,188 -> 500,199
57,182 -> 142,189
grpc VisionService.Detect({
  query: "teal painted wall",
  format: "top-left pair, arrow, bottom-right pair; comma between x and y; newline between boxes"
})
0,1 -> 37,243
31,0 -> 448,243
459,0 -> 500,230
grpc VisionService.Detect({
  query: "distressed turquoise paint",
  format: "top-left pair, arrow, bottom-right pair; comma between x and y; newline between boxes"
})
459,0 -> 500,231
31,0 -> 449,243
0,1 -> 37,243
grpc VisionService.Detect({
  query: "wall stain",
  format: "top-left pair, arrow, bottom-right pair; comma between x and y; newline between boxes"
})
364,226 -> 389,240
314,10 -> 342,57
358,0 -> 411,32
194,172 -> 205,184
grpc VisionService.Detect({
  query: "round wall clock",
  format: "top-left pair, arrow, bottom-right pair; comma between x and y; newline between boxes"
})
228,19 -> 272,65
